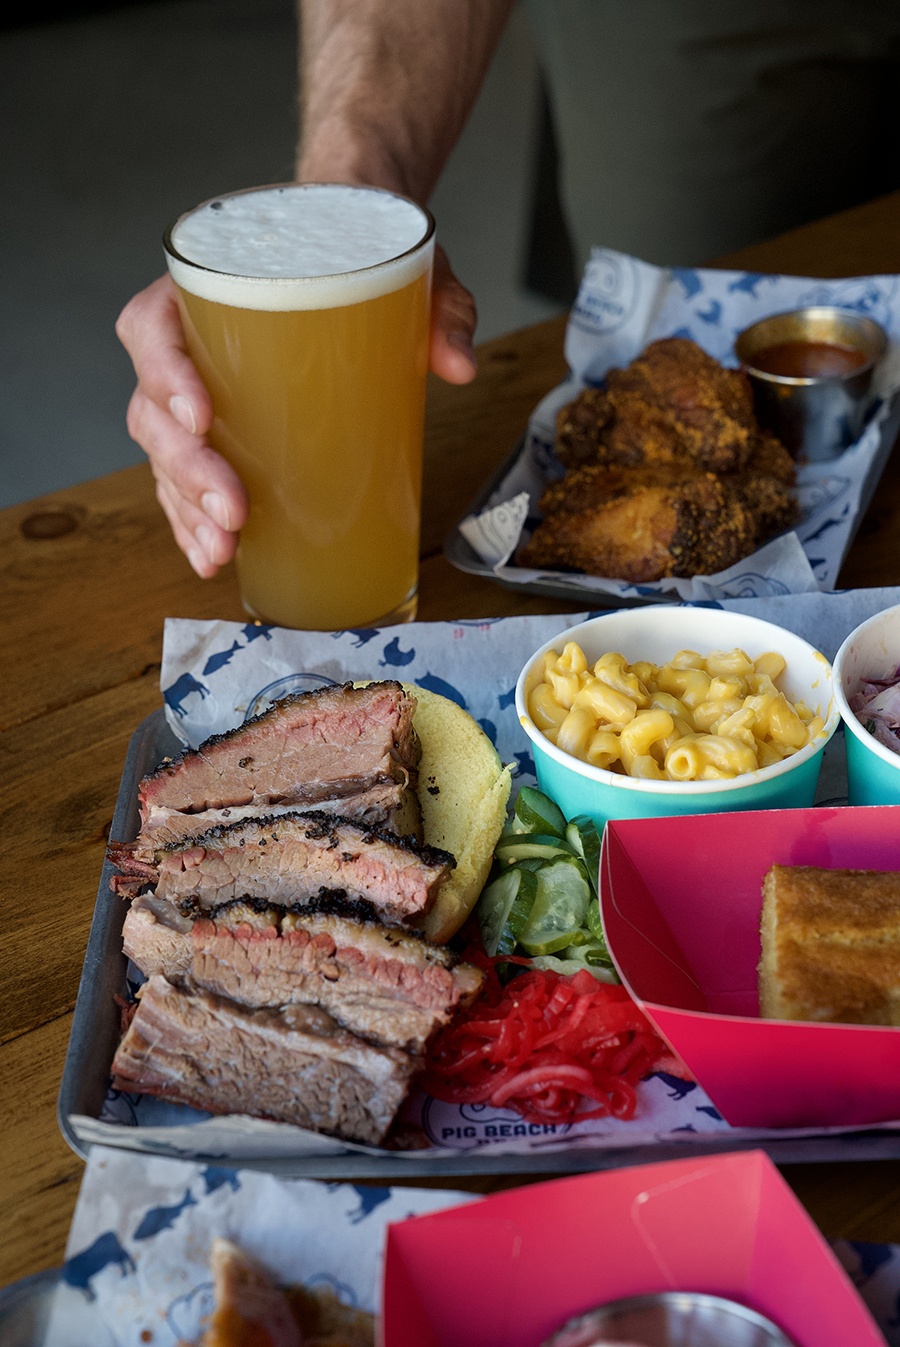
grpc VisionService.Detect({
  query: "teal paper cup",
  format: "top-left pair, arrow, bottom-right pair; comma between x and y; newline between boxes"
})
515,607 -> 838,831
833,603 -> 900,806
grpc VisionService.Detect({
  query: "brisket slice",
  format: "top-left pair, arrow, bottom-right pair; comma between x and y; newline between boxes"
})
126,811 -> 454,922
131,682 -> 421,860
122,895 -> 484,1053
123,893 -> 377,977
110,975 -> 415,1146
196,905 -> 485,1050
128,785 -> 421,866
123,891 -> 197,977
141,680 -> 419,811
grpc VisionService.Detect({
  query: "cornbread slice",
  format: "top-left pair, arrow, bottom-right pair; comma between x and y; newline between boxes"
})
758,865 -> 900,1025
401,684 -> 512,944
344,680 -> 510,943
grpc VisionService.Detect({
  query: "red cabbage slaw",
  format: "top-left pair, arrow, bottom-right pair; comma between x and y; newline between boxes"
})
850,668 -> 900,754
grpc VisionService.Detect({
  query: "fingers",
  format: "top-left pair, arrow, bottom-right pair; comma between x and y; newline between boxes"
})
116,275 -> 213,437
117,275 -> 247,576
126,384 -> 248,576
429,244 -> 478,385
155,473 -> 237,580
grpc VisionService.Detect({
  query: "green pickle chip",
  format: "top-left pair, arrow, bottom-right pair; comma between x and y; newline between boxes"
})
480,786 -> 618,980
512,786 -> 568,838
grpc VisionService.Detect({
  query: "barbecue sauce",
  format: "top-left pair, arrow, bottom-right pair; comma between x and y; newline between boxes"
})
749,340 -> 868,379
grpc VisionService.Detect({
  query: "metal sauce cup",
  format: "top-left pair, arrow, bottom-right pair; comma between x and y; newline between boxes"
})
735,306 -> 887,461
542,1291 -> 799,1346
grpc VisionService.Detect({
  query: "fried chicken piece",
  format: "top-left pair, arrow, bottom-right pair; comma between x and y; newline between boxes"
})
751,428 -> 796,484
519,473 -> 761,582
526,336 -> 798,583
556,337 -> 758,474
732,470 -> 798,542
556,386 -> 687,470
609,336 -> 757,467
574,392 -> 692,469
555,386 -> 616,469
539,462 -> 706,514
533,436 -> 792,530
200,1237 -> 375,1347
522,443 -> 796,582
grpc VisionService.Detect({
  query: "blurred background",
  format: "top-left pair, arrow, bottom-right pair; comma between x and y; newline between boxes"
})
0,0 -> 569,508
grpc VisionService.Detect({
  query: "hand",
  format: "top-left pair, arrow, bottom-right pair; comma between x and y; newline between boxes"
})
116,249 -> 477,576
116,275 -> 248,578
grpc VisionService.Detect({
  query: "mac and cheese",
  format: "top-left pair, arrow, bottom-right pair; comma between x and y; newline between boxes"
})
528,642 -> 824,780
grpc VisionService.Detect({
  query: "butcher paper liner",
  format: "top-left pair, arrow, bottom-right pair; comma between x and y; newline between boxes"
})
42,1146 -> 471,1346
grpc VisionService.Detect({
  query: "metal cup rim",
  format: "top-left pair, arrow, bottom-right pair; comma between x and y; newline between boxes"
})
735,305 -> 887,386
547,1290 -> 798,1346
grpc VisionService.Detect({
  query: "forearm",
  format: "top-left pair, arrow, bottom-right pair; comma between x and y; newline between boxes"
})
296,0 -> 514,202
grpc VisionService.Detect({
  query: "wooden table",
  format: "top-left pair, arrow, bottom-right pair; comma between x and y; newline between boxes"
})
5,191 -> 900,1293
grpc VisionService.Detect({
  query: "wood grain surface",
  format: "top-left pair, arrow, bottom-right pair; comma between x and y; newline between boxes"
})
4,193 -> 900,1290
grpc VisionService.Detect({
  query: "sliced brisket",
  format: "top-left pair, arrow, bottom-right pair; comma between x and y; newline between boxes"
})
198,908 -> 482,1052
111,975 -> 415,1146
122,891 -> 197,977
135,811 -> 454,922
122,894 -> 483,1053
133,785 -> 422,862
131,682 -> 421,860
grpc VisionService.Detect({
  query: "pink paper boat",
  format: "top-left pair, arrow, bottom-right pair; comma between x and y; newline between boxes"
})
600,804 -> 900,1129
381,1150 -> 882,1347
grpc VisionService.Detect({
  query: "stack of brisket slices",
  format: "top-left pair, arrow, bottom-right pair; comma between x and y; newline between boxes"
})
108,680 -> 485,1147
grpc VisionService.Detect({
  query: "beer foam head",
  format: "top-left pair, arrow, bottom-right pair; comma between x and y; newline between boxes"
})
165,184 -> 434,310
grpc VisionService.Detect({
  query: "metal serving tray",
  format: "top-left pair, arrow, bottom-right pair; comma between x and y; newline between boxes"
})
59,707 -> 900,1179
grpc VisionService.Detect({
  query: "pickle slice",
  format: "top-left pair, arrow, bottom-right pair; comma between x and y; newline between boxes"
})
495,833 -> 576,864
518,857 -> 592,957
565,814 -> 602,897
511,786 -> 568,838
478,866 -> 538,957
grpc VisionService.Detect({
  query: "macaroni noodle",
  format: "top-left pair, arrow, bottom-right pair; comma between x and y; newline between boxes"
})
528,641 -> 824,781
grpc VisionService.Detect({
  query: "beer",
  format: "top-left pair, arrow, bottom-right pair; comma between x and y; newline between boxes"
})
164,184 -> 435,630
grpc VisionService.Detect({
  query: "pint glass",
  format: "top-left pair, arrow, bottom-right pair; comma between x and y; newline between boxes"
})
164,183 -> 435,630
